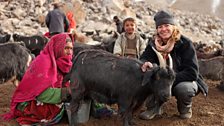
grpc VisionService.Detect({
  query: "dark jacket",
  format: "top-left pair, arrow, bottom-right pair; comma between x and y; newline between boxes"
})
45,8 -> 69,34
140,35 -> 208,96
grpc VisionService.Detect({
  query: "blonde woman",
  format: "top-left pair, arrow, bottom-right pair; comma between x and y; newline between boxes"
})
140,10 -> 208,120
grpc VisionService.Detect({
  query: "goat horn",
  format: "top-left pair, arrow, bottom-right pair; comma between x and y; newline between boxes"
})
168,54 -> 173,69
152,47 -> 166,68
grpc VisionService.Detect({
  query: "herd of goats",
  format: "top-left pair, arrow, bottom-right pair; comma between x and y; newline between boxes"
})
0,32 -> 223,126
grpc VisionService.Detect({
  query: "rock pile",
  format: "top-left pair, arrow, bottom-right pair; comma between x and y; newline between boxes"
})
0,0 -> 223,47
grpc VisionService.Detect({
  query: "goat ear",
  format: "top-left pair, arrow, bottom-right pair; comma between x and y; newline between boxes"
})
142,67 -> 160,86
142,69 -> 154,86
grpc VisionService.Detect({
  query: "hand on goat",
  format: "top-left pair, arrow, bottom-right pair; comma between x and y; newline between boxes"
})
141,62 -> 153,72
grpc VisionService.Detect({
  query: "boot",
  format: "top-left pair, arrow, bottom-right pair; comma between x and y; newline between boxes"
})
139,95 -> 164,120
177,100 -> 192,119
139,105 -> 163,120
180,108 -> 192,119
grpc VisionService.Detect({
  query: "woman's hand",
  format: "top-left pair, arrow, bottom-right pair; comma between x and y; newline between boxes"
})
141,62 -> 153,72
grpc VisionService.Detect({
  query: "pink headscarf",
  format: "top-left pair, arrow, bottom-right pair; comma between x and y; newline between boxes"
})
1,33 -> 74,120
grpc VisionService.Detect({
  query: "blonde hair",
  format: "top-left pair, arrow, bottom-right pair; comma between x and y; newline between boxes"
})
170,26 -> 181,42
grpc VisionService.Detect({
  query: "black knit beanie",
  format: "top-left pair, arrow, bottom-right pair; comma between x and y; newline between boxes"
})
154,10 -> 175,28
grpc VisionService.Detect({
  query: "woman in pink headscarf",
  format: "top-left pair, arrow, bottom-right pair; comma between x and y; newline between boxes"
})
1,33 -> 74,125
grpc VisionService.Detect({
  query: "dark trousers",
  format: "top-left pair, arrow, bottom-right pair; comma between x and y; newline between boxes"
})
146,81 -> 198,114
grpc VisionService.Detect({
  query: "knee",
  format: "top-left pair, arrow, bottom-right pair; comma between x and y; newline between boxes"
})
172,82 -> 198,98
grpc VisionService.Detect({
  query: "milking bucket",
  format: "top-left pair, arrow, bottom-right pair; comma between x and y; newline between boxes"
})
65,100 -> 91,124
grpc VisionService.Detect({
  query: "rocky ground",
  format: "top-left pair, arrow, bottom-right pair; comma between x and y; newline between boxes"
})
1,79 -> 224,126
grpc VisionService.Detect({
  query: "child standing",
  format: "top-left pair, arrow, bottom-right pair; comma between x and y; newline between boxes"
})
113,17 -> 146,59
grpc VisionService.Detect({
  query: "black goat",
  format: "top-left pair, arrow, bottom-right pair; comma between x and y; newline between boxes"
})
0,42 -> 31,86
64,49 -> 175,126
198,56 -> 224,91
73,41 -> 115,56
13,33 -> 49,56
0,34 -> 11,43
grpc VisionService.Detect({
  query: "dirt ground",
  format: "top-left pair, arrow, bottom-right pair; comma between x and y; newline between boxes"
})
1,79 -> 224,126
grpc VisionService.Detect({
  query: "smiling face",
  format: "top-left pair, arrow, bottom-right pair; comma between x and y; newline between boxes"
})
123,19 -> 136,35
157,24 -> 174,42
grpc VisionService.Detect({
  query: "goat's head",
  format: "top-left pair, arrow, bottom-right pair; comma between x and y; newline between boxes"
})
12,33 -> 20,41
142,65 -> 175,102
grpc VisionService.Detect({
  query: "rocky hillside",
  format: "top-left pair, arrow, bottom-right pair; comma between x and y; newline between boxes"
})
0,0 -> 223,46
